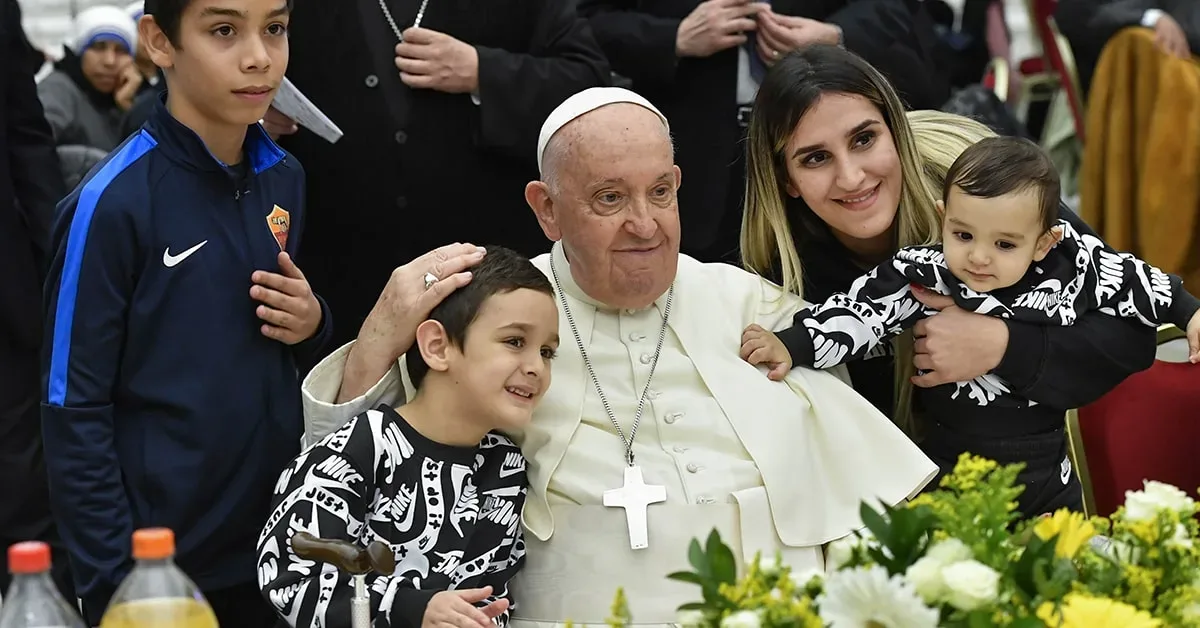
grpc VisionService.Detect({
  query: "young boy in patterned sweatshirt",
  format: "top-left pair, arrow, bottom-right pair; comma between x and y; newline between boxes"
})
258,246 -> 559,628
740,136 -> 1200,519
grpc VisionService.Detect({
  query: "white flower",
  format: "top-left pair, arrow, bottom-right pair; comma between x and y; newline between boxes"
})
925,538 -> 972,564
817,565 -> 939,628
759,559 -> 782,578
1123,481 -> 1196,522
1167,523 -> 1195,550
826,535 -> 861,570
904,556 -> 947,604
677,609 -> 706,627
720,610 -> 761,628
903,538 -> 974,604
941,560 -> 1000,611
790,568 -> 825,588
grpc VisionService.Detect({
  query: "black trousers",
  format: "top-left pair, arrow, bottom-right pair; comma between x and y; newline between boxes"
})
0,337 -> 74,603
920,422 -> 1084,519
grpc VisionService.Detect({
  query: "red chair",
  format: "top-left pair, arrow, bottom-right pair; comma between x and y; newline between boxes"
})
1067,326 -> 1200,517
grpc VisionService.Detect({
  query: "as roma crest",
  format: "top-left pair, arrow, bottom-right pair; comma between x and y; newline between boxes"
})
266,205 -> 290,251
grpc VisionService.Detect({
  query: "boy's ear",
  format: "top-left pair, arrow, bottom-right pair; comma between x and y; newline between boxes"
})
415,319 -> 453,373
139,15 -> 175,70
1033,224 -> 1064,262
934,199 -> 946,216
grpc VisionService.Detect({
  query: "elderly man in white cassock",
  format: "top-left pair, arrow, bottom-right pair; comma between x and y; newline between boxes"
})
300,87 -> 938,626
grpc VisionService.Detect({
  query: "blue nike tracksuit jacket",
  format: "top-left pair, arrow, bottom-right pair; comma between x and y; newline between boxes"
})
41,99 -> 332,622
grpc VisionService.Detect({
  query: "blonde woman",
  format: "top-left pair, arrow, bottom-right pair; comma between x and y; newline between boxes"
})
740,45 -> 1154,505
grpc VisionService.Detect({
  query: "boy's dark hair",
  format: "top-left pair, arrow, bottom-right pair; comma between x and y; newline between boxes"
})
943,136 -> 1060,232
405,246 -> 554,389
144,0 -> 293,48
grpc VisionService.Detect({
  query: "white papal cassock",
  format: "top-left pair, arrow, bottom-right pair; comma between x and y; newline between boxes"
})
302,243 -> 938,627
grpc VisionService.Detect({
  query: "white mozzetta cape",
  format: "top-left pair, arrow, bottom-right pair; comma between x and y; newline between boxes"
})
302,244 -> 937,550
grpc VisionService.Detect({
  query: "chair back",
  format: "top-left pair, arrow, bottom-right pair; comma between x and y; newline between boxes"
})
1069,326 -> 1200,517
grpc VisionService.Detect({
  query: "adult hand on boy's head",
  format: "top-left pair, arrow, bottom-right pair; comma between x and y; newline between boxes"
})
424,586 -> 508,628
336,243 -> 484,404
359,243 -> 486,361
250,252 -> 323,344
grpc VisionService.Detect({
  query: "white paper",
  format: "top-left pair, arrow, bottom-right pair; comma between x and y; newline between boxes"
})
272,77 -> 344,144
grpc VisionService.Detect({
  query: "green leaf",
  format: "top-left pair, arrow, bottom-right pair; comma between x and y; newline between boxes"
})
860,501 -> 893,548
676,602 -> 708,611
708,537 -> 738,586
1012,534 -> 1057,598
688,537 -> 710,578
666,571 -> 705,585
1007,617 -> 1047,628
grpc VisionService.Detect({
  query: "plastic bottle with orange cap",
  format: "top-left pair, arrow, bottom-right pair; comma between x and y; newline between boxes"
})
0,540 -> 86,627
97,528 -> 218,628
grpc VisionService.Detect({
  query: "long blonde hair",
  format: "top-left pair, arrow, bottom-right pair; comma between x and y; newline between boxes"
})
739,45 -> 997,434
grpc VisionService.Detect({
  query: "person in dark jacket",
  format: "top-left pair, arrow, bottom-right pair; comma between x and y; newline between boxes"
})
577,0 -> 950,263
262,0 -> 611,358
40,0 -> 331,624
0,0 -> 73,603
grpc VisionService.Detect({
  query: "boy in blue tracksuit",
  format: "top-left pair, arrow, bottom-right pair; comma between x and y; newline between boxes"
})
40,0 -> 329,624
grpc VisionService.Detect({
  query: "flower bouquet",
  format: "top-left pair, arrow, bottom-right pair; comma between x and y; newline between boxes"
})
609,454 -> 1200,627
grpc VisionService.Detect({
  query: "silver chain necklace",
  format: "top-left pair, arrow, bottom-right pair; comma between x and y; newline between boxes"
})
378,0 -> 430,42
549,255 -> 674,467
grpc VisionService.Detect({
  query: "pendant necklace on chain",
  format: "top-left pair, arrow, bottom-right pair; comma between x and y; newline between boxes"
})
549,255 -> 673,550
377,0 -> 430,42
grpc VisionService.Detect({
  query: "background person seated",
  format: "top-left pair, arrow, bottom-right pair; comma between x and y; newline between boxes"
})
36,4 -> 140,152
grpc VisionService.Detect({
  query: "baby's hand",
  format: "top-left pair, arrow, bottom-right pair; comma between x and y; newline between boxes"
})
740,324 -> 793,381
1187,310 -> 1200,363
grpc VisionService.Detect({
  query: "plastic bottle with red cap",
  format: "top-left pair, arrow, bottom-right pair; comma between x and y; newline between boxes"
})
0,541 -> 86,627
98,528 -> 218,628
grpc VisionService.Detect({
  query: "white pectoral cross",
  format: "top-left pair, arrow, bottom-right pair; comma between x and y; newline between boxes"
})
603,465 -> 667,550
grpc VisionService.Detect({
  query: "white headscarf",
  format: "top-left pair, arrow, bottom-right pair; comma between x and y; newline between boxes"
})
68,5 -> 138,55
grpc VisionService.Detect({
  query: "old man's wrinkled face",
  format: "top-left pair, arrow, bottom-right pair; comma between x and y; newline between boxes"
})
528,103 -> 681,310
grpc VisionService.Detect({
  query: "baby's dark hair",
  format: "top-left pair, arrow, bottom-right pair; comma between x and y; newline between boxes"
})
406,246 -> 554,389
144,0 -> 293,47
943,136 -> 1060,231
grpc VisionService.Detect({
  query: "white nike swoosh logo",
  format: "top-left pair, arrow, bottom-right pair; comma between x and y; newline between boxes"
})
162,240 -> 208,267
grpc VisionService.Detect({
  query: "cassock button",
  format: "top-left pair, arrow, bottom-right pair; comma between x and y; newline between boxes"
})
364,74 -> 379,88
395,196 -> 408,209
673,445 -> 687,453
686,463 -> 700,473
394,130 -> 407,144
628,332 -> 646,342
696,496 -> 716,504
624,308 -> 637,315
639,353 -> 652,364
664,412 -> 681,424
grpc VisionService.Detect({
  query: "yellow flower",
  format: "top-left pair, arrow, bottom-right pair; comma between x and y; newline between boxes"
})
1036,601 -> 1061,625
940,454 -> 998,492
1034,510 -> 1097,558
1059,593 -> 1161,627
